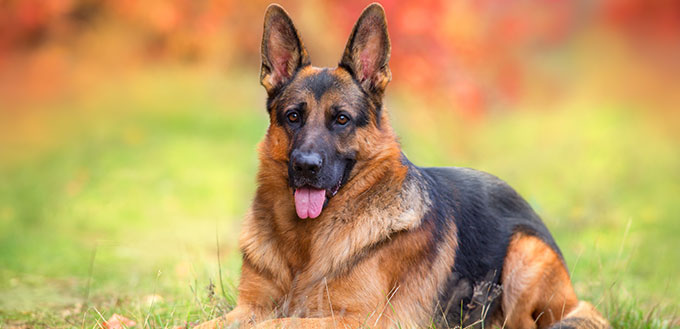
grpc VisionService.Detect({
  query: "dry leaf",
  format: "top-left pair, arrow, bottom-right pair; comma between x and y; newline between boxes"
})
101,313 -> 136,329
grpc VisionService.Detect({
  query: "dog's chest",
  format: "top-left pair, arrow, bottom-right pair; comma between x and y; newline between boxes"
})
277,245 -> 393,319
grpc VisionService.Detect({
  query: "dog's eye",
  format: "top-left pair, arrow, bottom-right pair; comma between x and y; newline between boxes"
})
336,114 -> 350,125
287,111 -> 300,123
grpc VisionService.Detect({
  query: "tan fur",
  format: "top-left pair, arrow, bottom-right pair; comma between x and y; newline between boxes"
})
194,4 -> 609,329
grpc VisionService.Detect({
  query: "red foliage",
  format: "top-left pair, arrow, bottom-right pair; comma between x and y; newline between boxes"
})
326,0 -> 578,115
1,0 -> 678,113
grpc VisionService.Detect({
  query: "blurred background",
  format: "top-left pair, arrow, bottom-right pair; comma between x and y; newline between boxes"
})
1,0 -> 679,327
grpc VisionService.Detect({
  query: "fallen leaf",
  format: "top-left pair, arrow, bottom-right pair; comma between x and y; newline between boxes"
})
101,314 -> 136,329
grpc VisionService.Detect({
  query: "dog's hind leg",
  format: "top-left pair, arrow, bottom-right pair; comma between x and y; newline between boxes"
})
500,233 -> 610,329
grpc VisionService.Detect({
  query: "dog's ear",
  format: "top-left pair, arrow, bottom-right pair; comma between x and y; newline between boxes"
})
260,4 -> 311,95
339,3 -> 391,96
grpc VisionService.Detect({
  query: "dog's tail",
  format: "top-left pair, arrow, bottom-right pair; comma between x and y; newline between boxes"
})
548,301 -> 611,329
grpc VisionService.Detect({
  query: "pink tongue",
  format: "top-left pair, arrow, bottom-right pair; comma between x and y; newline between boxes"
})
294,187 -> 326,219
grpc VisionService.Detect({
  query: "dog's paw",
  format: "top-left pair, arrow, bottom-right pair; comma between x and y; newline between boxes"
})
192,315 -> 247,329
192,316 -> 224,329
255,318 -> 337,329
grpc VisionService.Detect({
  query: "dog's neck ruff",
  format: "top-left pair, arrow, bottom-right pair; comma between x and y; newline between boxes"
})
239,161 -> 432,281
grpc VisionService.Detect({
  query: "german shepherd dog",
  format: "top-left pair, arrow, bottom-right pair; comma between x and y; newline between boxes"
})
197,3 -> 610,329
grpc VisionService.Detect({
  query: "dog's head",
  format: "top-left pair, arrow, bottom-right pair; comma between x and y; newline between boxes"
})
259,3 -> 400,219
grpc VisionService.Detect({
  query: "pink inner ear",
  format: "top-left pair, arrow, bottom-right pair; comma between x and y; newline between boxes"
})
271,48 -> 291,83
358,30 -> 382,82
268,26 -> 296,84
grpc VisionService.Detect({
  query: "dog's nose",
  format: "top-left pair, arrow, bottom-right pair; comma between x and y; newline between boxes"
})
291,150 -> 323,177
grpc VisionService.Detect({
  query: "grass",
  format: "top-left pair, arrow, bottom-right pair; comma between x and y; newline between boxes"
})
0,67 -> 678,328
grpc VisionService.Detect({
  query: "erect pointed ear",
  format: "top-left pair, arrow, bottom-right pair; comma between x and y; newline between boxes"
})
260,4 -> 311,95
339,3 -> 391,96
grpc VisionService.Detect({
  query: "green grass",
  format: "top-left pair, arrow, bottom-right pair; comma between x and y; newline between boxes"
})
0,67 -> 678,328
